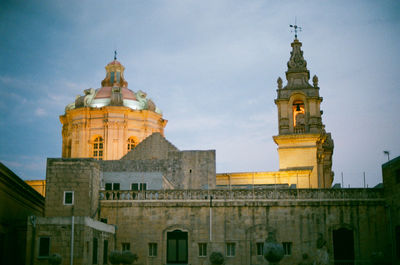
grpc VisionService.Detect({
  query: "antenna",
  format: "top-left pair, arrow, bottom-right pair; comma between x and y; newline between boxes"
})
289,17 -> 302,39
383,150 -> 390,161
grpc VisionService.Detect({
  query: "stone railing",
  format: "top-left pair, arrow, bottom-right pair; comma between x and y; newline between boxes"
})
99,188 -> 383,201
294,127 -> 306,134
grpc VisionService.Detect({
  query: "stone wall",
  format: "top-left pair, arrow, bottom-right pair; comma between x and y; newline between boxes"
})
45,158 -> 100,217
101,150 -> 216,190
99,188 -> 389,265
26,216 -> 115,265
122,132 -> 178,160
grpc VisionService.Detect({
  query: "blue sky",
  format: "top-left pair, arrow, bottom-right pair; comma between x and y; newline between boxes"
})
1,0 -> 399,187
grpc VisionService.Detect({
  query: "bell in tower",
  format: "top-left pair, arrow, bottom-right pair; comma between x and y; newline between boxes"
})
273,33 -> 334,188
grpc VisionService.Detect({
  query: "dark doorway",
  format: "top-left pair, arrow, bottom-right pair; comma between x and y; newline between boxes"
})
333,228 -> 355,265
167,230 -> 188,264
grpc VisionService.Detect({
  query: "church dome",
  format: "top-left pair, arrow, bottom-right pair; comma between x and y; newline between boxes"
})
65,59 -> 162,114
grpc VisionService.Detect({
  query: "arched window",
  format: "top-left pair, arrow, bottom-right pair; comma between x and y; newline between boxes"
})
127,137 -> 136,151
93,136 -> 104,160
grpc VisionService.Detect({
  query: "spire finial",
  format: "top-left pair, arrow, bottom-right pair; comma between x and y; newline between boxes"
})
289,17 -> 302,39
114,50 -> 117,61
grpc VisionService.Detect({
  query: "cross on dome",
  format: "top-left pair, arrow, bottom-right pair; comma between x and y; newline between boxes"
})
289,18 -> 302,39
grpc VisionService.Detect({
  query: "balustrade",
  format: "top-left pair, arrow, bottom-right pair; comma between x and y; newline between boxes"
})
99,188 -> 383,201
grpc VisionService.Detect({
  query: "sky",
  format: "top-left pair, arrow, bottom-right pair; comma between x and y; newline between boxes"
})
0,0 -> 399,188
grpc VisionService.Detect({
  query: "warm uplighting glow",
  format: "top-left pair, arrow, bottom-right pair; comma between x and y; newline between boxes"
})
292,100 -> 305,128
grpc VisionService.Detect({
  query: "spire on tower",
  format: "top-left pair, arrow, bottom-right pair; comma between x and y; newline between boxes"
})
114,50 -> 117,61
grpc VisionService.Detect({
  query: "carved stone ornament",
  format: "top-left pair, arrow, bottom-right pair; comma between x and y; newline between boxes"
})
313,75 -> 319,87
277,77 -> 283,89
287,40 -> 307,72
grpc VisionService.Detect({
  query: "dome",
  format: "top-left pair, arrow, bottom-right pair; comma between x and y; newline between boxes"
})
65,59 -> 162,114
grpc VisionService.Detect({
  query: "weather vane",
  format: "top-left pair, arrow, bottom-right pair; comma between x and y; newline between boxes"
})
289,18 -> 302,39
114,50 -> 117,61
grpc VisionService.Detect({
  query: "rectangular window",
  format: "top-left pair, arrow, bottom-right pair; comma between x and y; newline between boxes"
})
100,218 -> 108,224
93,237 -> 98,264
113,183 -> 120,190
103,240 -> 108,264
105,183 -> 112,191
38,237 -> 50,257
131,183 -> 139,191
282,242 -> 292,255
198,243 -> 207,257
131,183 -> 147,190
122,242 -> 130,251
256,242 -> 263,256
64,191 -> 74,205
149,243 -> 157,257
226,243 -> 235,257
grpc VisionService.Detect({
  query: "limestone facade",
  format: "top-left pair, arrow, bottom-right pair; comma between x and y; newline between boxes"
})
99,188 -> 389,265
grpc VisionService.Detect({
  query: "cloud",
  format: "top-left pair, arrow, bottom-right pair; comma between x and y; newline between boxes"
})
35,108 -> 47,117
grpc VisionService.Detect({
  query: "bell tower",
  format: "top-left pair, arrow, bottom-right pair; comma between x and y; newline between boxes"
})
273,36 -> 334,188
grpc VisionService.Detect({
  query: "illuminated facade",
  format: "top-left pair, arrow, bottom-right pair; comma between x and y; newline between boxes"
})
60,59 -> 167,160
216,37 -> 334,188
273,38 -> 334,188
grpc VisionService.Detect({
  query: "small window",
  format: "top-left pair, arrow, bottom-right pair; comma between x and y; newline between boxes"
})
38,237 -> 50,257
105,183 -> 112,191
64,191 -> 74,205
198,243 -> 207,257
226,243 -> 235,257
149,243 -> 157,257
100,218 -> 108,224
282,242 -> 292,255
131,183 -> 147,191
256,242 -> 263,256
113,183 -> 120,190
122,242 -> 130,251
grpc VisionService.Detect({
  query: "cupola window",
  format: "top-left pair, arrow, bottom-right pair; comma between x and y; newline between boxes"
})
127,137 -> 136,151
93,136 -> 104,160
110,72 -> 115,84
